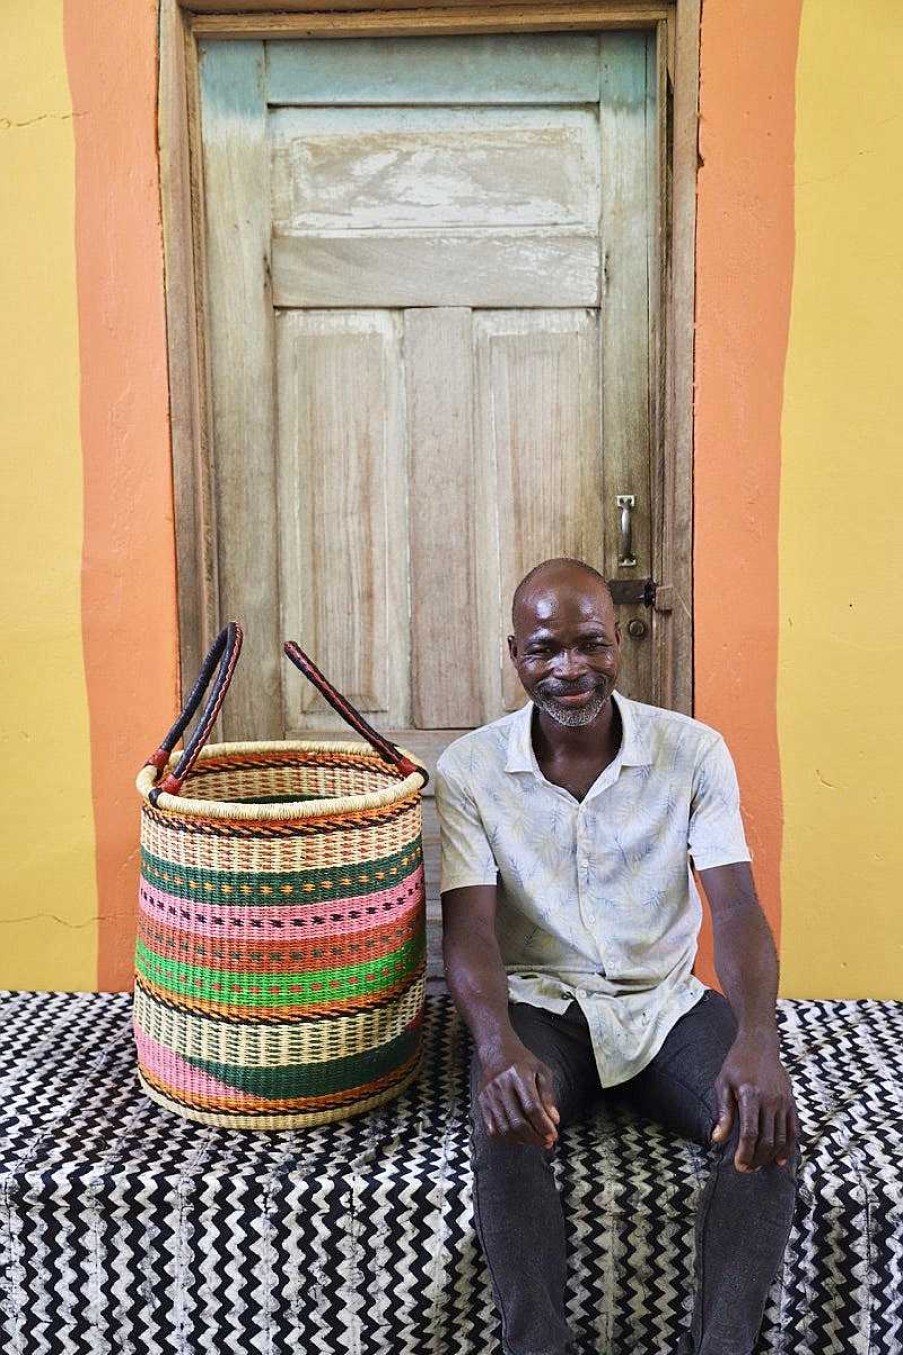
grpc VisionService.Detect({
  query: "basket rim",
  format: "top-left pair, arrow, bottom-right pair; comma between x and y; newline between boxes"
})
135,740 -> 426,822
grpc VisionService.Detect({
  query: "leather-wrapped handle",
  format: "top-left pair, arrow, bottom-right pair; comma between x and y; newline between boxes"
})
284,641 -> 428,788
144,622 -> 243,805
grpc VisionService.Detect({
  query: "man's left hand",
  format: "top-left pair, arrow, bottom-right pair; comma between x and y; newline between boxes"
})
711,1033 -> 799,1172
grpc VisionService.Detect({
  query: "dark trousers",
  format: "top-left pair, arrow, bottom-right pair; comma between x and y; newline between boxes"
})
469,990 -> 800,1355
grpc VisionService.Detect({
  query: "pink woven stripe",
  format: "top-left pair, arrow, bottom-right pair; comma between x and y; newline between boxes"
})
134,1026 -> 239,1099
138,864 -> 424,941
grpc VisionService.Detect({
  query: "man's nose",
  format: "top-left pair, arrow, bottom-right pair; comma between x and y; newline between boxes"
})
554,649 -> 587,680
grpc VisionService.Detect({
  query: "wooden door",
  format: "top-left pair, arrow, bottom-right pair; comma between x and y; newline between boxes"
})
196,32 -> 665,970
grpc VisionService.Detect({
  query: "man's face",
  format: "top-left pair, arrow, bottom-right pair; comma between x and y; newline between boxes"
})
507,576 -> 622,728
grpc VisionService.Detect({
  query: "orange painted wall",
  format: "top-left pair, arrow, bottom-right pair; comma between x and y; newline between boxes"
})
64,0 -> 180,990
692,0 -> 801,988
55,1 -> 799,992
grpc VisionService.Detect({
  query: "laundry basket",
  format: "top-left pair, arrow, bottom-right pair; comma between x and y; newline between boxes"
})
133,623 -> 428,1130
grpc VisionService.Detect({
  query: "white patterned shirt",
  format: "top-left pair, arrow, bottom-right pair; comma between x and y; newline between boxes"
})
435,691 -> 751,1087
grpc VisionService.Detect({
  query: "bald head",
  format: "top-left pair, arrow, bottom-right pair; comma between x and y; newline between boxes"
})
507,558 -> 620,727
511,558 -> 613,631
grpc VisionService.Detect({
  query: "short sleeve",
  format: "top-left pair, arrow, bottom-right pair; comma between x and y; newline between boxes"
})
687,735 -> 752,871
434,756 -> 498,893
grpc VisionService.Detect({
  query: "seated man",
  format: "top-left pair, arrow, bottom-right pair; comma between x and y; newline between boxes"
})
436,557 -> 800,1355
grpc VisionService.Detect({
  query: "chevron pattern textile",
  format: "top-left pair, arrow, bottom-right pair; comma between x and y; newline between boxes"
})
2,991 -> 901,1355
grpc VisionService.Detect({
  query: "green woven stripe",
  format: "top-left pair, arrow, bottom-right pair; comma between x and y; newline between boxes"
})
183,1021 -> 421,1097
135,935 -> 424,1007
139,839 -> 422,906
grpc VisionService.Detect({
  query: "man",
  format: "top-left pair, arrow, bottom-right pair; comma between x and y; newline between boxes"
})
435,558 -> 800,1355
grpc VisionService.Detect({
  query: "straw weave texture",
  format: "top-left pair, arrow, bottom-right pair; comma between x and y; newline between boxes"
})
134,741 -> 427,1129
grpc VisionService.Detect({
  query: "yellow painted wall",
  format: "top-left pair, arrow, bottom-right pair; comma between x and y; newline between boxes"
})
779,0 -> 903,996
0,2 -> 97,989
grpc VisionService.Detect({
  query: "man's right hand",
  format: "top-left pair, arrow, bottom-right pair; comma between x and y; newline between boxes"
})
478,1045 -> 561,1149
440,883 -> 561,1150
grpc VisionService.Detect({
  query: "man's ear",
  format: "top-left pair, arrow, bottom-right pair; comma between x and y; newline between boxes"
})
614,622 -> 622,649
507,634 -> 517,663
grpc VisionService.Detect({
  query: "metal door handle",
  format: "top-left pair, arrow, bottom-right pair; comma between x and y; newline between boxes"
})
616,495 -> 637,568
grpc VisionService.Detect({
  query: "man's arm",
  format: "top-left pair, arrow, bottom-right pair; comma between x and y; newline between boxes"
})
442,884 -> 560,1150
698,862 -> 800,1173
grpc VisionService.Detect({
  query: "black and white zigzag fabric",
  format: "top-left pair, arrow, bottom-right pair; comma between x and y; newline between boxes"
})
1,991 -> 902,1354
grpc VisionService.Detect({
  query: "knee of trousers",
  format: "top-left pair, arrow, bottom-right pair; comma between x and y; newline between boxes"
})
711,1117 -> 802,1183
468,1060 -> 557,1168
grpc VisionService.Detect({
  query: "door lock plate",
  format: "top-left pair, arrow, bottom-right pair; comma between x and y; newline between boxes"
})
608,578 -> 657,608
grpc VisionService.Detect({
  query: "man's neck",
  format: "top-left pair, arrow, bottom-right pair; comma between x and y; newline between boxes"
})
531,696 -> 621,764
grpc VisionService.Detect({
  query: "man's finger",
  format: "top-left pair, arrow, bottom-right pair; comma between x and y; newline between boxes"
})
499,1078 -> 551,1147
535,1068 -> 561,1124
734,1087 -> 760,1172
753,1105 -> 778,1170
774,1107 -> 791,1167
511,1071 -> 557,1144
511,1073 -> 557,1146
497,1084 -> 541,1146
485,1087 -> 516,1140
480,1092 -> 500,1139
710,1080 -> 733,1142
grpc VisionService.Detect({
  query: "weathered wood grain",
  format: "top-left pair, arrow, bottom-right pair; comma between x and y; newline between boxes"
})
186,0 -> 666,18
271,229 -> 599,309
270,106 -> 600,232
189,5 -> 672,38
199,40 -> 282,738
276,310 -> 410,727
598,30 -> 654,701
266,32 -> 602,104
665,0 -> 698,715
405,309 -> 483,730
186,22 -> 686,745
473,311 -> 602,712
160,1 -> 219,702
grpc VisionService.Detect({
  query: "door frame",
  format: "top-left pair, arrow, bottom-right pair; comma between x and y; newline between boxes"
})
158,0 -> 700,715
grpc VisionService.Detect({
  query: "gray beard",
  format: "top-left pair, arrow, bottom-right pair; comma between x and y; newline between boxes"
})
532,688 -> 609,728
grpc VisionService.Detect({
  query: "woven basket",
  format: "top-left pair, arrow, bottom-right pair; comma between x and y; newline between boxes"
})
133,624 -> 428,1130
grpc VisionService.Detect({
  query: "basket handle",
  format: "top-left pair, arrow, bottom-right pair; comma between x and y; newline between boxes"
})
283,640 -> 428,788
144,622 -> 243,803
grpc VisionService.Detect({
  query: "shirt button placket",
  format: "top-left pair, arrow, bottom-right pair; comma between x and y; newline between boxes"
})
575,805 -> 593,932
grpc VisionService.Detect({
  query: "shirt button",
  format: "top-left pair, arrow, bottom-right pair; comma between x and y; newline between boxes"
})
575,987 -> 587,999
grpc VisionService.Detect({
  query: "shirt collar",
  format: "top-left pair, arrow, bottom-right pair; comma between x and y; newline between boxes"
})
504,689 -> 652,777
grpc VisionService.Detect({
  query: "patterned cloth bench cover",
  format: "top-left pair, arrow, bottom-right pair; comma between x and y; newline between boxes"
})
2,990 -> 901,1354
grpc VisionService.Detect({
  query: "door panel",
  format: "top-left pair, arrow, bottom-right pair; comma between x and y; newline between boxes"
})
265,33 -> 603,106
271,230 -> 599,309
598,32 -> 657,702
198,31 -> 664,971
200,41 -> 281,737
276,310 -> 408,726
473,311 -> 603,713
270,106 -> 600,232
200,31 -> 659,736
405,308 -> 482,731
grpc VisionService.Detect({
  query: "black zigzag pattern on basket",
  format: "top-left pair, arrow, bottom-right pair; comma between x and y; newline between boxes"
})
2,991 -> 902,1354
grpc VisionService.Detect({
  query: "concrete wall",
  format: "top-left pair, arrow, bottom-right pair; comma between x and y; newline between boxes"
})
2,0 -> 900,996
